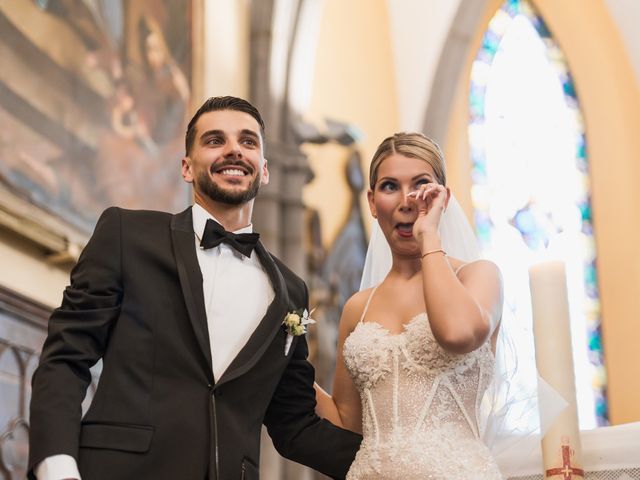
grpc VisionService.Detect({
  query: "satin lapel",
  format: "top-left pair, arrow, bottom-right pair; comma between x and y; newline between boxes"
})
216,240 -> 289,387
170,207 -> 213,373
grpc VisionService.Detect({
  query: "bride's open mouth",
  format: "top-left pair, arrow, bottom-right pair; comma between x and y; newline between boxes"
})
395,222 -> 414,238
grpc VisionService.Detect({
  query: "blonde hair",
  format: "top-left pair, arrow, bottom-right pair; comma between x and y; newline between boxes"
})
369,132 -> 446,189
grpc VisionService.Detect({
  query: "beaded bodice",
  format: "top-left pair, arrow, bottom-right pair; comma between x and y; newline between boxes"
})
343,312 -> 502,479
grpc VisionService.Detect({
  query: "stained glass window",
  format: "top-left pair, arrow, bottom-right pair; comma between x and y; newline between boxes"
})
469,0 -> 607,428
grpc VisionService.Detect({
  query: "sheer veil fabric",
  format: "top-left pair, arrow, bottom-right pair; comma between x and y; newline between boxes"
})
360,195 -> 480,290
358,195 -> 562,476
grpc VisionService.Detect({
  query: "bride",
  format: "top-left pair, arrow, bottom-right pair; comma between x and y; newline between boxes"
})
314,132 -> 504,479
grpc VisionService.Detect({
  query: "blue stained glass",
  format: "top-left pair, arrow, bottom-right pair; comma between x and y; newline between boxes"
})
468,0 -> 606,427
563,80 -> 577,99
589,334 -> 602,352
577,135 -> 587,158
532,18 -> 552,38
579,202 -> 591,222
482,32 -> 501,56
477,49 -> 494,64
505,0 -> 521,15
469,94 -> 485,118
585,263 -> 597,285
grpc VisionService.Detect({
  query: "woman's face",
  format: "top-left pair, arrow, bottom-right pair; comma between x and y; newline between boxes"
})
368,153 -> 440,257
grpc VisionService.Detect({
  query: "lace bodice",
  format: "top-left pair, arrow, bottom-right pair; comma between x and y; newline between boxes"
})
343,311 -> 502,479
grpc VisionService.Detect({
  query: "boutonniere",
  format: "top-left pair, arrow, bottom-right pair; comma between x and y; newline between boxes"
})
282,308 -> 316,355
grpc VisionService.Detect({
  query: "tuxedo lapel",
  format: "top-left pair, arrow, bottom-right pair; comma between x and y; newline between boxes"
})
216,240 -> 289,387
170,207 -> 213,373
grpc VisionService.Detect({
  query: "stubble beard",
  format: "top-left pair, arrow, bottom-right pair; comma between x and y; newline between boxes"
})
195,170 -> 262,205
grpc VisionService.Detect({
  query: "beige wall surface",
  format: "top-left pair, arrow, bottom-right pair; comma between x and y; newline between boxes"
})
386,0 -> 461,132
0,231 -> 70,308
202,0 -> 250,101
603,0 -> 640,83
302,0 -> 399,249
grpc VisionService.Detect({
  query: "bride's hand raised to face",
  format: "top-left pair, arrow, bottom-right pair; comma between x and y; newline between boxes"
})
407,183 -> 450,240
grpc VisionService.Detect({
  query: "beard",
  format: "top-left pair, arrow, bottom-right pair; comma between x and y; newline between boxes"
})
195,169 -> 262,205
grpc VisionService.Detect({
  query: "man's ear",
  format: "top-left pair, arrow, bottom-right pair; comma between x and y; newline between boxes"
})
261,157 -> 270,185
181,157 -> 194,183
367,190 -> 377,218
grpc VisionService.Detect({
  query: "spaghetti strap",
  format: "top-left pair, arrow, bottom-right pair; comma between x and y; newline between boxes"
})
359,285 -> 379,323
454,263 -> 468,276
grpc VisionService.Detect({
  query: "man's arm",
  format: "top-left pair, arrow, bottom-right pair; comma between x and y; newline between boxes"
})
28,208 -> 124,478
263,334 -> 361,479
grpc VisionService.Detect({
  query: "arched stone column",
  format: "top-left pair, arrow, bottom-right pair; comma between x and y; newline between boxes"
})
249,1 -> 323,477
422,0 -> 490,144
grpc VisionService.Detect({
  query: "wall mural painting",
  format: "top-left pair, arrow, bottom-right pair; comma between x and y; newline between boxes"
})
0,0 -> 194,233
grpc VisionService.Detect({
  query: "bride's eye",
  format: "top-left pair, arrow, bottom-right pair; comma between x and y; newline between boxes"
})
415,178 -> 430,188
379,180 -> 397,192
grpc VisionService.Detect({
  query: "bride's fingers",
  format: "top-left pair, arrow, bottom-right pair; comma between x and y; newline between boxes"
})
408,184 -> 433,198
421,184 -> 441,202
408,184 -> 446,211
427,184 -> 445,201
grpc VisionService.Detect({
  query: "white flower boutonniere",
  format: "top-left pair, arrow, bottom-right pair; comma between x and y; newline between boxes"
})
283,308 -> 316,355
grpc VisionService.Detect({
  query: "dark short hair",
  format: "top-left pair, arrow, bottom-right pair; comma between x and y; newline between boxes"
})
184,96 -> 266,155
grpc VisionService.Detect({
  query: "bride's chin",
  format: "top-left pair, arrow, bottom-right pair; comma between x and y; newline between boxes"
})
390,245 -> 420,260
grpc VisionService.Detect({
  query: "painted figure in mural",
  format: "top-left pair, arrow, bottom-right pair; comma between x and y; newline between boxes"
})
28,96 -> 361,480
0,1 -> 191,231
314,132 -> 505,479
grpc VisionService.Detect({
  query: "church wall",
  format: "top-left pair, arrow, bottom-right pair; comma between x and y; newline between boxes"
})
603,0 -> 640,82
445,0 -> 640,425
385,0 -> 461,132
0,231 -> 69,308
202,0 -> 250,101
301,0 -> 399,249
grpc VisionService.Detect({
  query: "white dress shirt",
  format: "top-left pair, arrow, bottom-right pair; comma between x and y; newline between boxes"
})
192,203 -> 274,381
36,204 -> 274,480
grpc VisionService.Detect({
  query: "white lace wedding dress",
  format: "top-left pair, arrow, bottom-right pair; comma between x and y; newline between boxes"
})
343,288 -> 503,479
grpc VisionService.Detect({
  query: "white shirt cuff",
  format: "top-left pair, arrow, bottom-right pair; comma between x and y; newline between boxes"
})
35,454 -> 81,480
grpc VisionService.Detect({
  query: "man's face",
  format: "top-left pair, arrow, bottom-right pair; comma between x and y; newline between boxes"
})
182,110 -> 269,205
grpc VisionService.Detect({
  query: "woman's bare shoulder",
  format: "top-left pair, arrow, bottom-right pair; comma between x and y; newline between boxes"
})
340,288 -> 375,330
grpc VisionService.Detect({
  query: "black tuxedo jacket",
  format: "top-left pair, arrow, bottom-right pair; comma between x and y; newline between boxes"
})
28,207 -> 361,480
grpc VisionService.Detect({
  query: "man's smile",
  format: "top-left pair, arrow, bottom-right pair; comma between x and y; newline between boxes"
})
210,161 -> 253,179
217,168 -> 247,177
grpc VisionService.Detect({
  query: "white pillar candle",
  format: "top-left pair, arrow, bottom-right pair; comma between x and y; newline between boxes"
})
529,260 -> 584,479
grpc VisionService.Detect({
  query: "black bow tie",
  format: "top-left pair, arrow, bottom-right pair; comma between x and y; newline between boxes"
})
200,218 -> 260,258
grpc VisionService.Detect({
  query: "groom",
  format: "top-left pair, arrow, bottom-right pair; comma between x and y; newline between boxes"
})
28,96 -> 361,480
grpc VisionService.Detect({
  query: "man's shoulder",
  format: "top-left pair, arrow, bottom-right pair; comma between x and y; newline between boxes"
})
99,206 -> 188,227
93,207 -> 189,239
101,206 -> 177,220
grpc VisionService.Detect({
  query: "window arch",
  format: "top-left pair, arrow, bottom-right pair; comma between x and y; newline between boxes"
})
469,0 -> 607,428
